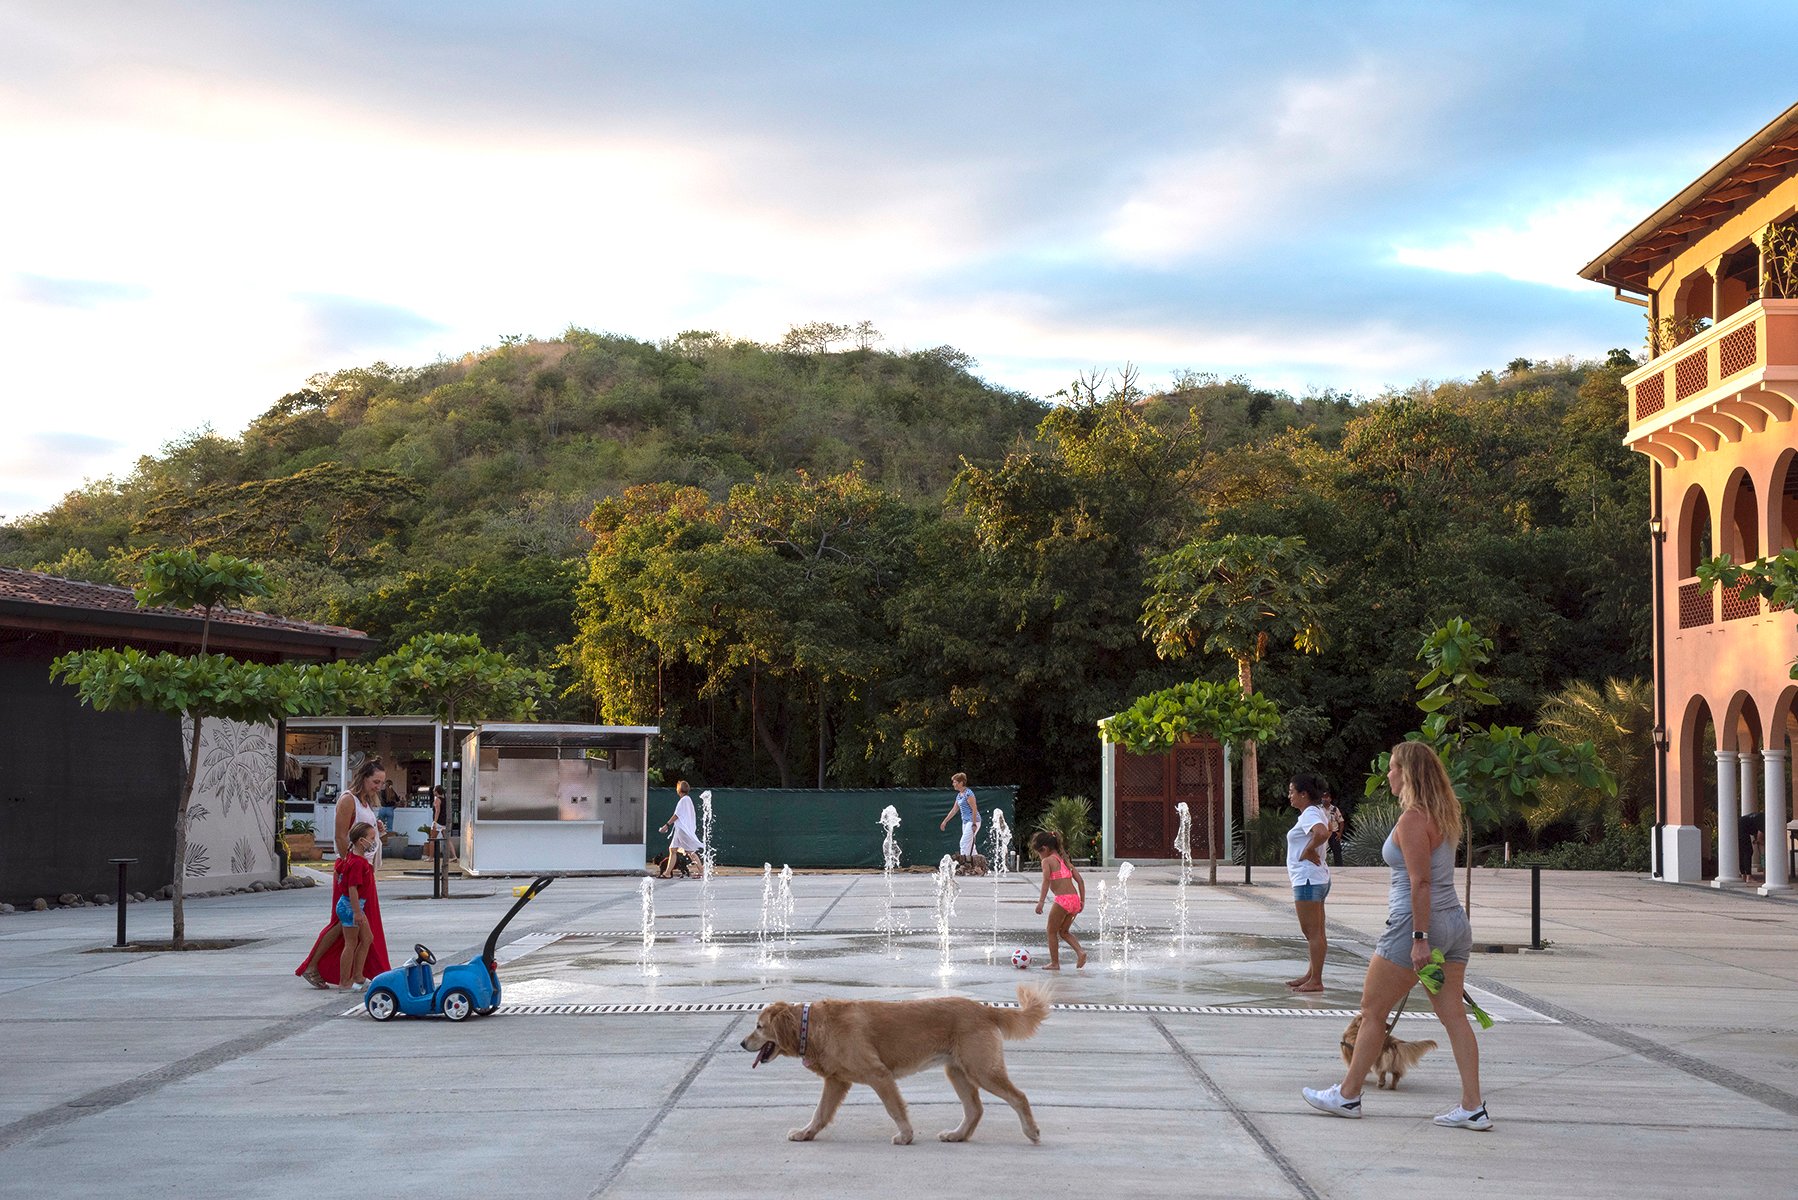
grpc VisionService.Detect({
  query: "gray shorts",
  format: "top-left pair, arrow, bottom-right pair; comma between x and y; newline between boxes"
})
1374,907 -> 1473,966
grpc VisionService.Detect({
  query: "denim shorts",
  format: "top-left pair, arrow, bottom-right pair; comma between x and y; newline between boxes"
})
1375,907 -> 1473,965
1292,881 -> 1331,903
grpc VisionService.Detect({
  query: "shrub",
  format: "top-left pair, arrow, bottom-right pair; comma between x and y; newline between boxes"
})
1343,800 -> 1401,867
1034,795 -> 1094,861
1508,824 -> 1650,872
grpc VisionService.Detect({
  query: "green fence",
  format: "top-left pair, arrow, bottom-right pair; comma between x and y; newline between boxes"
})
646,787 -> 1021,869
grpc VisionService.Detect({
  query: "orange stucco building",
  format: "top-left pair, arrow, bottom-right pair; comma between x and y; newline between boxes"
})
1582,104 -> 1798,893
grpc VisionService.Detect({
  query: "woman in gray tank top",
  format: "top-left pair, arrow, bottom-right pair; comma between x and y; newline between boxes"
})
1302,741 -> 1491,1131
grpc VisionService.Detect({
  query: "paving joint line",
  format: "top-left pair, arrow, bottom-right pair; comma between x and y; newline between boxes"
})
808,876 -> 859,928
1227,880 -> 1798,1119
0,889 -> 638,1154
1149,1015 -> 1321,1200
589,1014 -> 743,1198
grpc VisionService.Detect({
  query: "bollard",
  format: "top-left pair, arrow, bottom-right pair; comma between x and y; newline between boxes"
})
1243,832 -> 1253,885
1530,864 -> 1542,950
109,857 -> 138,947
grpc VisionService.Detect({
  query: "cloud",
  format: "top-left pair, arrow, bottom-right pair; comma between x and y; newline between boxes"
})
294,293 -> 447,357
1390,188 -> 1680,291
15,273 -> 149,308
0,431 -> 130,520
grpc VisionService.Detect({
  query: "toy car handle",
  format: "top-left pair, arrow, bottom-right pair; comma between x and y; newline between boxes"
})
482,876 -> 555,973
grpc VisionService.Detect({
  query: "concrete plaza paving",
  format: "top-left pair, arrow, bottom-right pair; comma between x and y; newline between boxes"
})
1,863 -> 1794,1199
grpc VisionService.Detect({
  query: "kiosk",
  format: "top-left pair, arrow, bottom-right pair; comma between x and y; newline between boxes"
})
459,723 -> 658,875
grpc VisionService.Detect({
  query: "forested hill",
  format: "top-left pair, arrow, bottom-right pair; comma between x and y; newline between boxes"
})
0,328 -> 1648,819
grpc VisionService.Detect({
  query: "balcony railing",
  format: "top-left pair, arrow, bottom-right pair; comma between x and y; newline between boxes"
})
1678,578 -> 1713,629
1622,300 -> 1798,467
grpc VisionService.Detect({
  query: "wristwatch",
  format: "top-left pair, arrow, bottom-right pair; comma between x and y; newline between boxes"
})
1412,931 -> 1428,941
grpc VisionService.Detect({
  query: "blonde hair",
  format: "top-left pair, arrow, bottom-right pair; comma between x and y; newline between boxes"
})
1389,741 -> 1464,847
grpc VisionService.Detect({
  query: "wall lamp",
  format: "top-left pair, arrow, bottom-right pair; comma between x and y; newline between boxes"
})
1648,516 -> 1666,540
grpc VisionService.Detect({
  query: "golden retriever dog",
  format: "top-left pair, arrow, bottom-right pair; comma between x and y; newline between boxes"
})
741,985 -> 1048,1145
1340,1015 -> 1437,1090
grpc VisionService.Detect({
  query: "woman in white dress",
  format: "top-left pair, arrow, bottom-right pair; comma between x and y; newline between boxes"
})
657,780 -> 703,878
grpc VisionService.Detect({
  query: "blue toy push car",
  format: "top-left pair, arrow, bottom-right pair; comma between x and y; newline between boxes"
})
364,876 -> 553,1022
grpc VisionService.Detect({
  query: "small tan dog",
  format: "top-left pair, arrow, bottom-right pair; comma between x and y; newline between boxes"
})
741,985 -> 1048,1145
1340,1015 -> 1437,1089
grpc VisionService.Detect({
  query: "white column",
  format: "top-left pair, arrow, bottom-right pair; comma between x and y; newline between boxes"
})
1741,751 -> 1761,876
1715,750 -> 1741,885
1760,749 -> 1791,895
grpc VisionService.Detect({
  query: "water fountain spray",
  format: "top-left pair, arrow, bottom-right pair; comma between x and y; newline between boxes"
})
1095,879 -> 1112,969
1173,801 -> 1193,953
698,789 -> 717,951
934,854 -> 959,975
1113,861 -> 1137,971
777,864 -> 795,958
988,809 -> 1012,955
638,876 -> 658,977
877,805 -> 906,958
757,862 -> 775,968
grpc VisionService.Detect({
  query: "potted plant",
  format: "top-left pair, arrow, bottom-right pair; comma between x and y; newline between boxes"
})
285,819 -> 317,861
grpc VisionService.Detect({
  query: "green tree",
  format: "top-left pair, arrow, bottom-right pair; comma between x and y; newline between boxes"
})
1699,549 -> 1798,675
1140,534 -> 1327,817
1532,677 -> 1653,838
48,551 -> 374,946
373,633 -> 547,843
1100,679 -> 1281,885
1366,618 -> 1615,910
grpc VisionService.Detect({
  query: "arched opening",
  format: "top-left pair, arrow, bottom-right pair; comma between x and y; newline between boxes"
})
1719,694 -> 1764,881
1775,449 -> 1798,552
1678,694 -> 1720,880
1674,269 -> 1716,324
1677,483 -> 1713,576
1721,468 -> 1760,561
1718,242 -> 1759,321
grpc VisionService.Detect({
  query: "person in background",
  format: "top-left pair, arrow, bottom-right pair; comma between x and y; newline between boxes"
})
295,759 -> 391,988
1324,785 -> 1346,868
656,780 -> 703,878
939,772 -> 981,856
1285,774 -> 1332,993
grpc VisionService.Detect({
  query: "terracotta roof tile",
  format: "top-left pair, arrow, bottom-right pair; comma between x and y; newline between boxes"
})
0,566 -> 370,644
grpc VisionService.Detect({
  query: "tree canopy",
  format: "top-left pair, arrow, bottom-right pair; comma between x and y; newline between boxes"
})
6,334 -> 1648,841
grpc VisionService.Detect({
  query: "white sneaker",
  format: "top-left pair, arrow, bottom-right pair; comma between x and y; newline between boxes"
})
1434,1103 -> 1493,1131
1302,1084 -> 1362,1118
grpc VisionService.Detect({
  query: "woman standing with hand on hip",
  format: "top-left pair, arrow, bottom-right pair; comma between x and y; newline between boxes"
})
1302,741 -> 1490,1130
1284,774 -> 1332,993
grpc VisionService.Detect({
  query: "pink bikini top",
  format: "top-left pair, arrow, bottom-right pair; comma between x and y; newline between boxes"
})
1046,855 -> 1073,881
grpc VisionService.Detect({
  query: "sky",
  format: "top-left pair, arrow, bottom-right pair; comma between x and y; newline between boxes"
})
2,1 -> 1794,519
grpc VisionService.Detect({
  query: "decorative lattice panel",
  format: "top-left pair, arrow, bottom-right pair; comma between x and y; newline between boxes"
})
1117,800 -> 1169,859
1674,348 -> 1710,401
1634,372 -> 1665,420
1718,321 -> 1759,377
1115,750 -> 1165,798
1721,582 -> 1762,621
1679,579 -> 1713,629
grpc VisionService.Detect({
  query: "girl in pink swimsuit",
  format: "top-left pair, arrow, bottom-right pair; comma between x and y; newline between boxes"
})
1032,831 -> 1088,970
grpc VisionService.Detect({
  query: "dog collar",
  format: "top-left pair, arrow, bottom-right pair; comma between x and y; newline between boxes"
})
800,1003 -> 811,1067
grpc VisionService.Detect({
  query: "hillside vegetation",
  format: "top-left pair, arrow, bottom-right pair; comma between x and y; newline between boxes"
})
1,329 -> 1648,837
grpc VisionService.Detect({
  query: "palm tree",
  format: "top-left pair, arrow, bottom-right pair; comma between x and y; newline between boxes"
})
1531,677 -> 1653,840
1140,534 -> 1328,816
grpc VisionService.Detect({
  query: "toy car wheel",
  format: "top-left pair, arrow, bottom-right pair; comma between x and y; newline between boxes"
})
366,988 -> 399,1022
442,989 -> 475,1022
